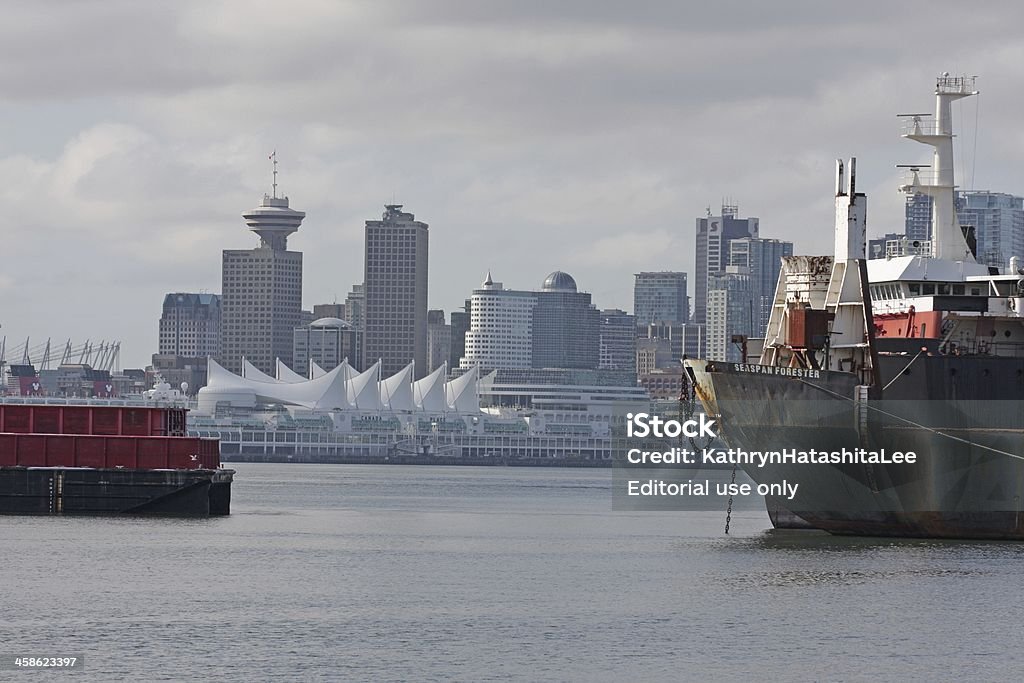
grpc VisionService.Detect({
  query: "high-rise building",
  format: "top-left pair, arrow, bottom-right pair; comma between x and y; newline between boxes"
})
343,285 -> 364,327
598,309 -> 636,372
461,273 -> 536,370
956,191 -> 1024,269
633,272 -> 688,326
449,303 -> 470,373
158,293 -> 221,358
293,317 -> 358,374
460,271 -> 600,371
427,309 -> 452,375
694,204 -> 758,324
728,237 -> 793,336
907,190 -> 1024,268
221,181 -> 305,375
312,303 -> 345,320
905,192 -> 933,242
531,272 -> 600,369
706,267 -> 753,363
362,205 -> 429,378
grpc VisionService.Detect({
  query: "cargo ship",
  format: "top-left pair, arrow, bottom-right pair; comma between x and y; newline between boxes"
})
0,401 -> 232,516
685,75 -> 1024,539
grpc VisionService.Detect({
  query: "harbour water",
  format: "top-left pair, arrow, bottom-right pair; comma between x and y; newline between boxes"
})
3,464 -> 1023,681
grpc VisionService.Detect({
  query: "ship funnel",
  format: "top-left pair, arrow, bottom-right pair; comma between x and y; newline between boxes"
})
834,157 -> 866,261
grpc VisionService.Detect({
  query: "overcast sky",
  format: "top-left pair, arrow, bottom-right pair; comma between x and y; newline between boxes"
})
2,0 -> 1022,368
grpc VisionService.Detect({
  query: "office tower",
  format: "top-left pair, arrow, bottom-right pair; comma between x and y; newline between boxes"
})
598,309 -> 637,372
694,204 -> 758,324
157,293 -> 221,358
633,272 -> 689,326
461,273 -> 536,370
344,284 -> 364,329
449,303 -> 470,373
362,205 -> 428,378
706,268 -> 753,363
293,317 -> 358,374
531,271 -> 600,369
221,173 -> 305,374
427,309 -> 451,374
956,191 -> 1024,269
728,237 -> 793,336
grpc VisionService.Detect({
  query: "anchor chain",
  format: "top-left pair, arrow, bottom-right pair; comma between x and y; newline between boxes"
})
724,463 -> 737,535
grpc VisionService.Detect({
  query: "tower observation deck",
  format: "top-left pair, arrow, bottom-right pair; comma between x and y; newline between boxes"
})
243,152 -> 305,250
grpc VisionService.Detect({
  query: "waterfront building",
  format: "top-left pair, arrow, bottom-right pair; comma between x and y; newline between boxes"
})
343,284 -> 364,333
633,272 -> 688,326
694,204 -> 758,324
706,267 -> 753,362
158,293 -> 221,359
362,205 -> 429,378
639,367 -> 685,400
221,173 -> 305,375
598,309 -> 637,373
293,317 -> 359,374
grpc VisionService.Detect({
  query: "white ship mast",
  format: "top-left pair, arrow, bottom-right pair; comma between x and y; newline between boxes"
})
898,74 -> 978,262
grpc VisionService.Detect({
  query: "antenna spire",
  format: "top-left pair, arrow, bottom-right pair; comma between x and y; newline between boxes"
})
269,150 -> 278,198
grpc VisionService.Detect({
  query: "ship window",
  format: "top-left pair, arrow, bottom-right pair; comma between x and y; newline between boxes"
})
952,284 -> 965,295
909,283 -> 921,295
922,283 -> 935,295
971,287 -> 982,296
938,284 -> 950,295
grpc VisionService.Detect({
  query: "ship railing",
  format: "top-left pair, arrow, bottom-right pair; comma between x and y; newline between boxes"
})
901,117 -> 942,137
885,238 -> 932,258
898,167 -> 941,187
943,339 -> 1024,358
936,74 -> 976,94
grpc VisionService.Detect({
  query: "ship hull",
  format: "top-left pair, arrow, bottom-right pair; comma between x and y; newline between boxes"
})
690,360 -> 1024,540
0,467 -> 233,516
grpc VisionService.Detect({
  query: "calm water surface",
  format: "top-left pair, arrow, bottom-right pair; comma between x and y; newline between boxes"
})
3,463 -> 1023,681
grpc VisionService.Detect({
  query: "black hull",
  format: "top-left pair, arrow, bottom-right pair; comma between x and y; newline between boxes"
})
0,467 -> 234,516
692,357 -> 1024,540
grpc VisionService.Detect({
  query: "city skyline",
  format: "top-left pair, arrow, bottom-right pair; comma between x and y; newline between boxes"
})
4,2 -> 1024,367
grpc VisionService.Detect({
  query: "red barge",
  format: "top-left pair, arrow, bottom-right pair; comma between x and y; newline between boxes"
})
0,402 -> 232,516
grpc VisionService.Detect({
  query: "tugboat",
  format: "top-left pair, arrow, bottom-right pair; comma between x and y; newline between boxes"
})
686,75 -> 1024,540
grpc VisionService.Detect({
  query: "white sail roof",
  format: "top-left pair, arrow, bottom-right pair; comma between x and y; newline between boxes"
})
413,363 -> 448,412
242,358 -> 280,383
202,358 -> 348,410
277,359 -> 305,383
309,360 -> 327,379
347,360 -> 382,410
380,362 -> 415,411
446,365 -> 479,413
